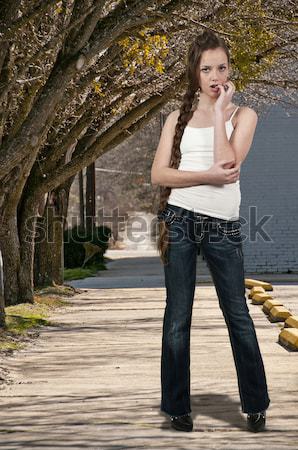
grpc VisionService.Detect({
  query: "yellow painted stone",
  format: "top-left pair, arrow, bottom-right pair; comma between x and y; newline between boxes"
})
245,278 -> 273,291
269,306 -> 291,322
251,292 -> 273,304
262,299 -> 284,314
248,286 -> 265,299
284,315 -> 298,328
279,328 -> 298,350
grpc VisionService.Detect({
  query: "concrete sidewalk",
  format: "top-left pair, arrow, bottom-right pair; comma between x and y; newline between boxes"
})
0,252 -> 297,449
70,248 -> 298,289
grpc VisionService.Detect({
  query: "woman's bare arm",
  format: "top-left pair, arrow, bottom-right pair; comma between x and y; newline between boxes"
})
151,110 -> 209,188
152,167 -> 210,188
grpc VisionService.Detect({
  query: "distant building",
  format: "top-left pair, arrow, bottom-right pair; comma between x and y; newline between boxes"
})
233,102 -> 297,273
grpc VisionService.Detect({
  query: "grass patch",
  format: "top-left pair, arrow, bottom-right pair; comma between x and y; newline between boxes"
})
64,263 -> 106,281
34,284 -> 81,298
0,294 -> 72,356
0,341 -> 24,352
5,314 -> 51,334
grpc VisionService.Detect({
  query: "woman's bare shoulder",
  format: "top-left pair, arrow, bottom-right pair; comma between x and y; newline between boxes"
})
235,105 -> 258,127
237,105 -> 258,117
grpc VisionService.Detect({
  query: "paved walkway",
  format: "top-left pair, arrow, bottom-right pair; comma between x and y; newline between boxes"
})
71,248 -> 298,289
0,250 -> 297,449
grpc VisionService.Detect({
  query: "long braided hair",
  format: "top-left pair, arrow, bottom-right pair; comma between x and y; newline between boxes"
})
156,29 -> 231,265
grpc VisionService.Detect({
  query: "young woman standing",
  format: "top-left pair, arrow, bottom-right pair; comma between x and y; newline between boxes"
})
151,29 -> 270,433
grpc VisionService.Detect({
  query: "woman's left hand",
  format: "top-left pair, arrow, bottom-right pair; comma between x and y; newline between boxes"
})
215,80 -> 236,112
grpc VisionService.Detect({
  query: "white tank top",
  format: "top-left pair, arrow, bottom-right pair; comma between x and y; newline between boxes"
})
167,106 -> 241,220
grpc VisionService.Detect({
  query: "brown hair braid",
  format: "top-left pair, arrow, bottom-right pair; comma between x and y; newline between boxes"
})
156,29 -> 231,265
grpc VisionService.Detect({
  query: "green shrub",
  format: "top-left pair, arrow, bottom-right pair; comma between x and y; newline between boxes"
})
63,225 -> 111,269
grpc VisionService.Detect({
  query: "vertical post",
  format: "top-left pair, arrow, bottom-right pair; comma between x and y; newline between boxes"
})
79,169 -> 85,231
86,162 -> 96,235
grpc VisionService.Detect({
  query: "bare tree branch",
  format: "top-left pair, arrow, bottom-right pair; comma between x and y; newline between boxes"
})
0,0 -> 60,41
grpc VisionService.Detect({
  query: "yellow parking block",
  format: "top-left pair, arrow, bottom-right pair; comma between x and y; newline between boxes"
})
251,292 -> 273,304
248,286 -> 265,299
262,299 -> 284,314
278,328 -> 298,351
284,315 -> 298,328
269,306 -> 291,322
245,278 -> 273,291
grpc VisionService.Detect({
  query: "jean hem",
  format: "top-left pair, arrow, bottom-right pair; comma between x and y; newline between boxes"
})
242,398 -> 270,414
160,407 -> 192,417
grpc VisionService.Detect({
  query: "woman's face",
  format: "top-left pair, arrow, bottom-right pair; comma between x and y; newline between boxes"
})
197,47 -> 230,96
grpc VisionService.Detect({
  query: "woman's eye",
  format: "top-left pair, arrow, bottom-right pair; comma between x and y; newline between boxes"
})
202,67 -> 226,72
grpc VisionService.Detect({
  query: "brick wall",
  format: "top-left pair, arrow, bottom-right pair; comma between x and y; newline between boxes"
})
239,103 -> 297,273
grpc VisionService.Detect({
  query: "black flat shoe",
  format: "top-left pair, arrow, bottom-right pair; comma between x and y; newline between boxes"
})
247,410 -> 266,432
170,413 -> 193,432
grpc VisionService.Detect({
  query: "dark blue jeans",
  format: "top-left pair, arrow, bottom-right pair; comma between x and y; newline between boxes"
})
158,203 -> 271,416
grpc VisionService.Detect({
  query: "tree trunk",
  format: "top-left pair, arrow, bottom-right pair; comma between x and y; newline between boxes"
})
17,195 -> 42,303
34,203 -> 64,287
0,295 -> 5,327
0,250 -> 6,326
0,213 -> 22,306
34,178 -> 74,287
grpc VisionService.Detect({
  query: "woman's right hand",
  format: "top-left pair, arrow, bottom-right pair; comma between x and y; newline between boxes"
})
206,159 -> 241,185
